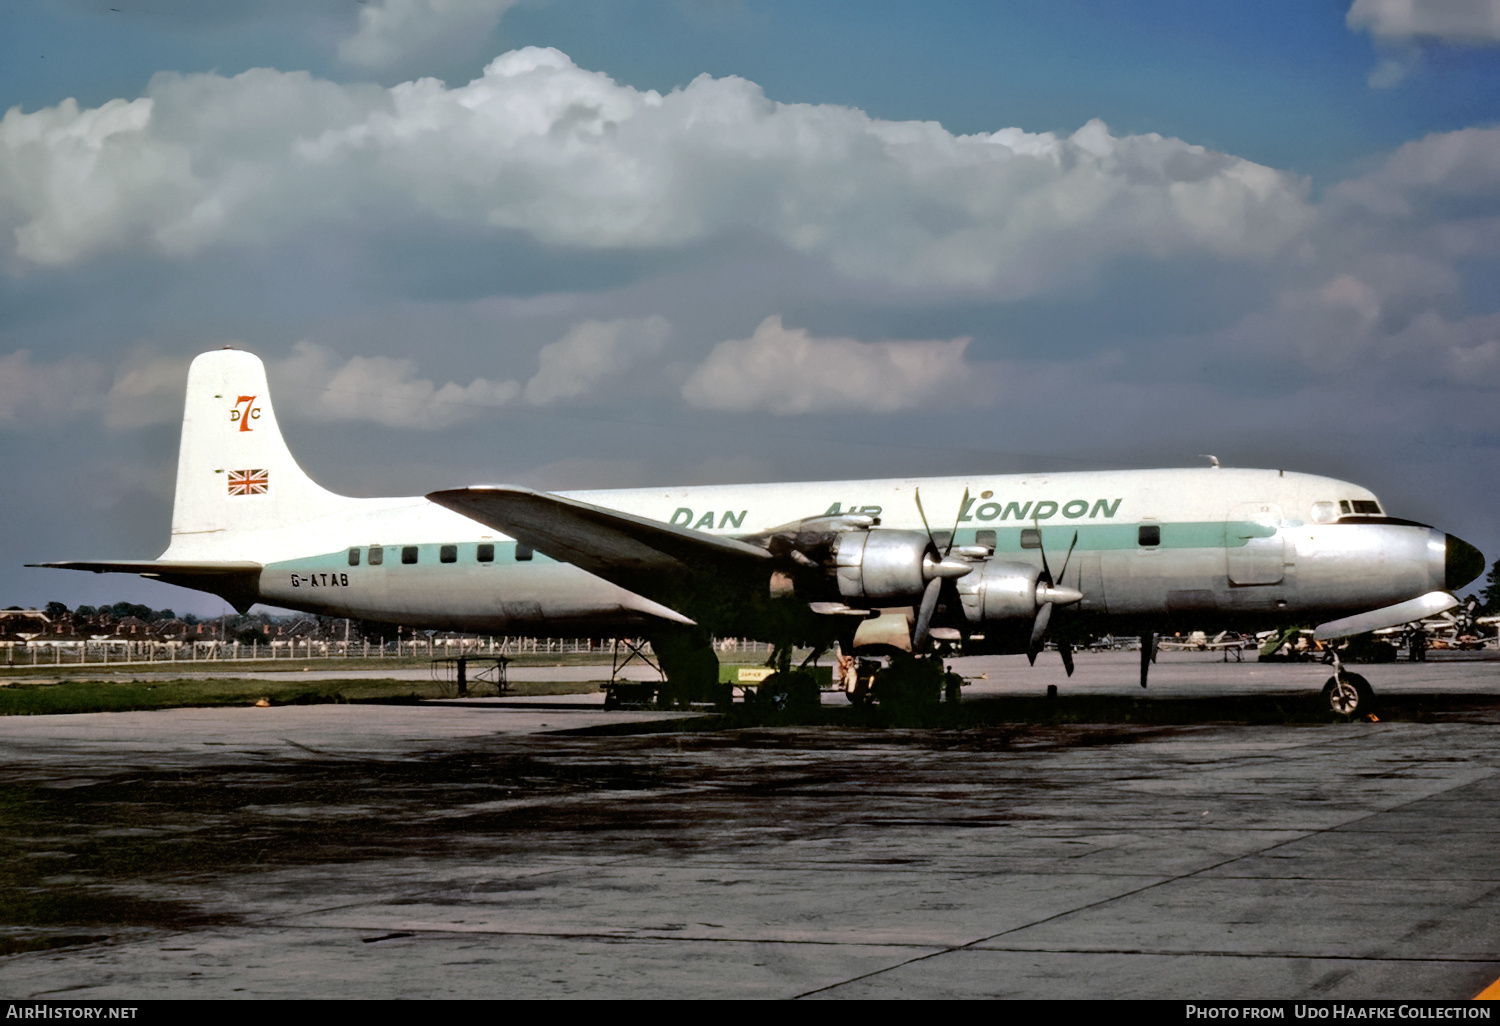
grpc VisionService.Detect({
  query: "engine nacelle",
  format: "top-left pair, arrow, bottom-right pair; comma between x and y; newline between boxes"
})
831,530 -> 934,603
956,559 -> 1046,624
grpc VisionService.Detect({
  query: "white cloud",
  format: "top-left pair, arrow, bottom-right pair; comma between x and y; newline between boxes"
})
272,341 -> 519,429
524,315 -> 671,404
1348,0 -> 1500,42
681,316 -> 976,415
104,355 -> 190,429
0,350 -> 105,425
1366,51 -> 1423,88
339,0 -> 518,71
0,49 -> 1312,295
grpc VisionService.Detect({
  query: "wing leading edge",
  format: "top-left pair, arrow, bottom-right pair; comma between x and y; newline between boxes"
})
426,486 -> 773,608
426,486 -> 772,573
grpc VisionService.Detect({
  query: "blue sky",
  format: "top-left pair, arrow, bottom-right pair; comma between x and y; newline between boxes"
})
3,0 -> 1500,613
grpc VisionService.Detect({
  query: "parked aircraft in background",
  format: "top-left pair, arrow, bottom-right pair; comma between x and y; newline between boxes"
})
32,349 -> 1486,715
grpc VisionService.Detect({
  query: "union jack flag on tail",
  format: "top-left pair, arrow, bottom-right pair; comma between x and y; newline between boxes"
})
227,469 -> 269,496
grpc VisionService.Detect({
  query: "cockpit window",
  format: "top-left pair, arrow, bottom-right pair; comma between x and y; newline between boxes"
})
1351,500 -> 1381,515
1310,502 -> 1338,524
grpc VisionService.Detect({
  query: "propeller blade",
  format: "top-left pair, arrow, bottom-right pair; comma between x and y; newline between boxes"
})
913,576 -> 942,651
914,487 -> 938,552
946,488 -> 970,556
1029,600 -> 1054,652
1056,530 -> 1079,582
1034,518 -> 1053,583
1140,632 -> 1155,688
1059,641 -> 1074,677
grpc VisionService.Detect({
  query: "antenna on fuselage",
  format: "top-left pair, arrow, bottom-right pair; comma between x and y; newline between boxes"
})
1199,454 -> 1221,469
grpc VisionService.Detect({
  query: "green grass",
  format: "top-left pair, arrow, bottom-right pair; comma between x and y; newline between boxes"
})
0,675 -> 601,716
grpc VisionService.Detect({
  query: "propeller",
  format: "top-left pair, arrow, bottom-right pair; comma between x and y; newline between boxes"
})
912,488 -> 974,651
1027,521 -> 1081,675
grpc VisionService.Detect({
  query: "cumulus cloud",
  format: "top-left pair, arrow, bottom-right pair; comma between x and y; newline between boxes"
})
104,355 -> 190,429
524,315 -> 671,404
339,0 -> 518,71
0,48 -> 1311,294
681,316 -> 975,414
1195,123 -> 1500,388
0,350 -> 105,425
1219,273 -> 1500,386
272,341 -> 519,429
1348,0 -> 1500,42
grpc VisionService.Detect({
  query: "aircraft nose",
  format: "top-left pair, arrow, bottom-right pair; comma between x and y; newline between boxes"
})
1445,534 -> 1485,591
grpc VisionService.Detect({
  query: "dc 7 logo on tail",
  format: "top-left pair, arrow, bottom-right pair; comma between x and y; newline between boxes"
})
230,395 -> 260,431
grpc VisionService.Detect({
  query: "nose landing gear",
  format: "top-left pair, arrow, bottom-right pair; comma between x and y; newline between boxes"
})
1321,650 -> 1375,716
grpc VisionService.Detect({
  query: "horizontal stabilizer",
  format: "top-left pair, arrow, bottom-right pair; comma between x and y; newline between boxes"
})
27,560 -> 263,614
1314,591 -> 1459,641
426,486 -> 772,578
29,560 -> 263,576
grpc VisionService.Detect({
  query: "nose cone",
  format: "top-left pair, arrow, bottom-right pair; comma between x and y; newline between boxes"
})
1446,534 -> 1485,591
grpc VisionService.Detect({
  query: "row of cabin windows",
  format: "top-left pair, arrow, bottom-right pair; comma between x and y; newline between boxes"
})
343,528 -> 1173,567
347,543 -> 533,567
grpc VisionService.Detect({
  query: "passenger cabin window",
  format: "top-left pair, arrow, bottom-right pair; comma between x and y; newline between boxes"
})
477,543 -> 494,563
1019,528 -> 1041,550
348,547 -> 360,566
1138,524 -> 1161,547
1310,502 -> 1338,524
975,530 -> 996,549
440,544 -> 457,564
368,545 -> 384,566
515,544 -> 534,562
402,546 -> 418,564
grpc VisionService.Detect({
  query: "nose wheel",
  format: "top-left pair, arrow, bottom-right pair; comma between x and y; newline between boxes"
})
1322,672 -> 1374,715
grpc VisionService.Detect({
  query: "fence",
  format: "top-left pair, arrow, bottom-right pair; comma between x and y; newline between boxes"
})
0,635 -> 772,667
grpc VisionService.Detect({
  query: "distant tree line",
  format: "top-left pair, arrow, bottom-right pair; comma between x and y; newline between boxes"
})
7,600 -> 419,645
1480,558 -> 1500,616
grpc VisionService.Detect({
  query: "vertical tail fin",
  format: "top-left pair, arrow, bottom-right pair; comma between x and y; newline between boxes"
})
165,348 -> 344,554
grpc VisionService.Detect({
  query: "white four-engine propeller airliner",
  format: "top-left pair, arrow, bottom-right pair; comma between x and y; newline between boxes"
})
33,348 -> 1486,715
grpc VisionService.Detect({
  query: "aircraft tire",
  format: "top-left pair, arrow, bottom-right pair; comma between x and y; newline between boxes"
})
1322,673 -> 1375,716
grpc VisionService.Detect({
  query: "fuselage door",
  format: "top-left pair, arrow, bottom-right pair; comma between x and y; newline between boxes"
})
1225,502 -> 1284,585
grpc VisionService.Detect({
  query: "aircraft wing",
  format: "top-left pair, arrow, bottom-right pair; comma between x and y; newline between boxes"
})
426,486 -> 773,585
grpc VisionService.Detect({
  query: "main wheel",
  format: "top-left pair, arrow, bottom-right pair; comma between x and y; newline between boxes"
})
1322,673 -> 1374,715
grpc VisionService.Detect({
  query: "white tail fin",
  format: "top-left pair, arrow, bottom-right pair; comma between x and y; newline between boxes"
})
165,348 -> 347,553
